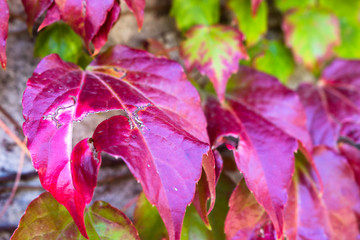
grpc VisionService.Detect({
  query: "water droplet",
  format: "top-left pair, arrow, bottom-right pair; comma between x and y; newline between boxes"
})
174,187 -> 178,192
147,164 -> 150,168
137,180 -> 140,184
156,170 -> 159,174
151,204 -> 155,207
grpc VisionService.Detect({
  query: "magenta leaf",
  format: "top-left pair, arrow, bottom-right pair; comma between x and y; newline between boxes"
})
0,0 -> 9,69
181,25 -> 248,102
124,0 -> 146,30
21,0 -> 53,30
297,59 -> 360,148
204,66 -> 312,238
23,45 -> 210,240
312,147 -> 360,238
284,153 -> 332,239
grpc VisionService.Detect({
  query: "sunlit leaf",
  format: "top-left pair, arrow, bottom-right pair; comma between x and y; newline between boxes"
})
253,41 -> 295,83
170,0 -> 220,32
228,0 -> 268,46
181,25 -> 248,102
275,0 -> 315,12
283,8 -> 340,70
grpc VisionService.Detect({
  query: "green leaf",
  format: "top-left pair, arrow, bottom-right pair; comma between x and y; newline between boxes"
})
254,41 -> 295,83
170,0 -> 220,32
318,0 -> 360,59
283,8 -> 340,71
134,193 -> 168,240
275,0 -> 315,12
11,192 -> 140,240
208,173 -> 236,240
228,0 -> 268,46
319,0 -> 360,21
34,22 -> 92,67
181,25 -> 248,102
335,18 -> 360,59
181,205 -> 214,240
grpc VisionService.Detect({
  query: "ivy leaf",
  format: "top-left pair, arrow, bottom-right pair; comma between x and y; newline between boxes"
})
312,147 -> 360,238
11,192 -> 140,240
284,152 -> 332,239
283,8 -> 340,70
225,180 -> 276,240
251,0 -> 263,16
181,25 -> 248,102
124,0 -> 146,30
34,22 -> 89,66
21,0 -> 52,31
0,0 -> 9,69
134,192 -> 168,240
204,66 -> 311,238
297,59 -> 360,148
23,45 -> 211,240
275,0 -> 315,12
253,41 -> 295,83
228,0 -> 268,46
170,0 -> 220,32
23,0 -> 120,55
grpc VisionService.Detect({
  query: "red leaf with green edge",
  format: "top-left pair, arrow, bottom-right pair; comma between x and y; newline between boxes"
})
11,192 -> 140,240
251,0 -> 263,16
204,66 -> 312,238
284,152 -> 332,239
21,0 -> 53,30
23,45 -> 210,240
225,180 -> 276,240
283,8 -> 340,70
181,25 -> 248,102
124,0 -> 145,30
297,59 -> 360,149
313,146 -> 360,239
0,0 -> 9,69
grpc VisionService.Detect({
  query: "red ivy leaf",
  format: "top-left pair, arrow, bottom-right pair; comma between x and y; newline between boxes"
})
204,66 -> 311,238
38,2 -> 61,31
124,0 -> 146,30
23,45 -> 210,240
181,25 -> 248,102
0,0 -> 9,69
313,147 -> 360,239
225,180 -> 276,240
22,0 -> 120,55
297,59 -> 360,148
284,160 -> 332,239
21,0 -> 52,30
